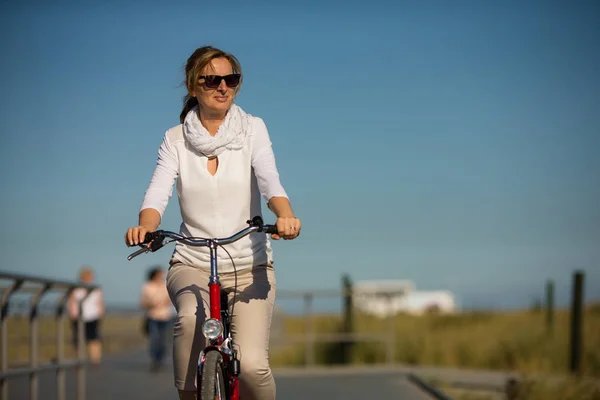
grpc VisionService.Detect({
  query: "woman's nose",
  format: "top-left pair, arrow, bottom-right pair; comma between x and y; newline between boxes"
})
217,79 -> 228,92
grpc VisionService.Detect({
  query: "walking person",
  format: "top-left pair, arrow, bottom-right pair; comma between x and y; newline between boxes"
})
67,266 -> 105,365
125,45 -> 301,400
140,266 -> 174,372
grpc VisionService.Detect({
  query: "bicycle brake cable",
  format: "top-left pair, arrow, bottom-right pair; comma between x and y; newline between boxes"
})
217,244 -> 238,341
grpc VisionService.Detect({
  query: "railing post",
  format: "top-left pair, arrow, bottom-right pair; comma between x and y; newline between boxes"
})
29,284 -> 51,400
1,279 -> 24,400
56,288 -> 72,400
77,289 -> 93,400
304,293 -> 314,367
0,301 -> 6,400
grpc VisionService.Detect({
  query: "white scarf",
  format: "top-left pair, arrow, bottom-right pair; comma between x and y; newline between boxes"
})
182,103 -> 251,158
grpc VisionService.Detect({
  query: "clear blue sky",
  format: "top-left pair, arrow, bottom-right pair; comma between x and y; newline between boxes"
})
1,0 -> 598,311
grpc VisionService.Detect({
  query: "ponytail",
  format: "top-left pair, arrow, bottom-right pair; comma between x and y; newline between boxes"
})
179,95 -> 198,124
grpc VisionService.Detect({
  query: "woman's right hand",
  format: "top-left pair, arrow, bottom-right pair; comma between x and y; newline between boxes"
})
125,225 -> 151,246
126,209 -> 161,246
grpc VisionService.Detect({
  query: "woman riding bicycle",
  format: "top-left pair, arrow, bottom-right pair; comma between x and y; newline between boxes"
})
124,45 -> 301,400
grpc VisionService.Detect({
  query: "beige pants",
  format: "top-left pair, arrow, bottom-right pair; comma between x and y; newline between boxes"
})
166,261 -> 276,400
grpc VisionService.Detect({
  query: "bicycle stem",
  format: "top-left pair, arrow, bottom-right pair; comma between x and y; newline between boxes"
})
209,241 -> 219,285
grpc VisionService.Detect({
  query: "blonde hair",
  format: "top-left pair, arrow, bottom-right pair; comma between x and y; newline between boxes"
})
179,46 -> 243,123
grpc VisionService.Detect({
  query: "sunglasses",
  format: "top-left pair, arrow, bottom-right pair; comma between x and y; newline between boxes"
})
199,74 -> 241,89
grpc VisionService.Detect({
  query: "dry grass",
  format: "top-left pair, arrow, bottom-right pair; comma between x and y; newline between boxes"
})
270,303 -> 600,378
1,314 -> 145,366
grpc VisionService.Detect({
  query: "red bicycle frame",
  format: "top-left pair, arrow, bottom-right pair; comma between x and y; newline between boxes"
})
205,240 -> 239,400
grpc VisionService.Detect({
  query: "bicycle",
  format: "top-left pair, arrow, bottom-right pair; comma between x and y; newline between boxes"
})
126,215 -> 278,400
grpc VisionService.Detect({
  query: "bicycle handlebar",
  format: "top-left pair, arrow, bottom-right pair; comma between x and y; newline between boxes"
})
126,216 -> 278,261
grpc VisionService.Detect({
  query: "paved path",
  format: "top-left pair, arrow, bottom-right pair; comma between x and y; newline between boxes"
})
5,351 -> 437,400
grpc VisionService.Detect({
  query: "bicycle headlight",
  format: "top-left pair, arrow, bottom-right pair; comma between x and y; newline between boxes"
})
202,318 -> 223,340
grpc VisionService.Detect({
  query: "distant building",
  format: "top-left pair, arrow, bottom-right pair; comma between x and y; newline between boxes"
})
352,280 -> 414,317
352,279 -> 457,317
399,290 -> 457,315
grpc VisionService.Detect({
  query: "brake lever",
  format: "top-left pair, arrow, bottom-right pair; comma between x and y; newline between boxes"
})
127,246 -> 151,261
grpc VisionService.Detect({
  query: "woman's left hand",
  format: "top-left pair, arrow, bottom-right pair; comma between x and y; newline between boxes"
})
273,216 -> 302,240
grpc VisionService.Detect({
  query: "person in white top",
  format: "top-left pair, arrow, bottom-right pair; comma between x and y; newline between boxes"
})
125,45 -> 301,400
67,266 -> 105,365
140,266 -> 174,372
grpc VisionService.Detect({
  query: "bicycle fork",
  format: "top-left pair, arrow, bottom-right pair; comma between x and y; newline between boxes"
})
217,288 -> 240,400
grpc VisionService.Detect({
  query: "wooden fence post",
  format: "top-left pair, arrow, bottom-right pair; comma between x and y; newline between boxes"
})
386,293 -> 395,364
545,279 -> 554,336
569,271 -> 584,375
341,274 -> 354,364
304,293 -> 314,367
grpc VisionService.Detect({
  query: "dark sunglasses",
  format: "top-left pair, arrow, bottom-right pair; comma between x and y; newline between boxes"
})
199,74 -> 241,89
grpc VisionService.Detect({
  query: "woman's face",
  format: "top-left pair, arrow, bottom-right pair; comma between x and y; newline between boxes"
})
193,57 -> 238,117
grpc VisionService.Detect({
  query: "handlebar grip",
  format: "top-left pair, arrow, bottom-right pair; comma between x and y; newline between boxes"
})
264,225 -> 279,235
143,232 -> 155,244
127,231 -> 158,247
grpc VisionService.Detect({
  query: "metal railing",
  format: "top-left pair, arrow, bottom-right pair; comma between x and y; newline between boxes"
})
0,271 -> 98,400
274,288 -> 406,366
